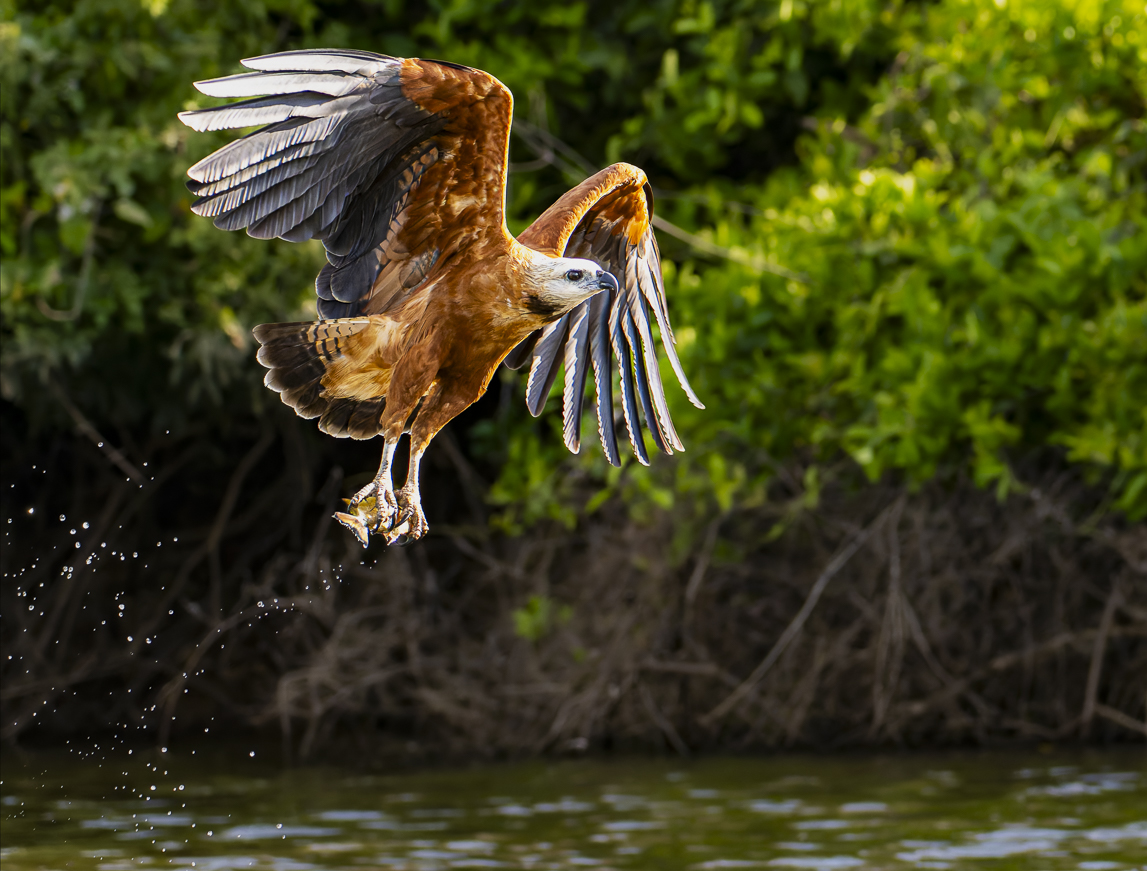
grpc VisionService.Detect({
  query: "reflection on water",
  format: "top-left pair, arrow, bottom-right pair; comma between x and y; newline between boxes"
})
1,747 -> 1144,869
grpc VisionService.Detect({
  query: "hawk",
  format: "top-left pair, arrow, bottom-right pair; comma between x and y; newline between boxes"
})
179,49 -> 702,545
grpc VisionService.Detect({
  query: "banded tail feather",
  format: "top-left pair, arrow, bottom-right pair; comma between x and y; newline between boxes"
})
317,396 -> 386,439
253,319 -> 386,439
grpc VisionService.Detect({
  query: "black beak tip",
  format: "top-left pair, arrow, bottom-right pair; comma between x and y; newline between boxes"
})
597,271 -> 620,293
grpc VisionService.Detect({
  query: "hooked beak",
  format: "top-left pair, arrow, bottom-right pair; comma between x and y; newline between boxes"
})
595,271 -> 619,293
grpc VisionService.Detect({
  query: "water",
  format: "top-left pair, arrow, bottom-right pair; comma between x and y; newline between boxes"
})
2,746 -> 1144,869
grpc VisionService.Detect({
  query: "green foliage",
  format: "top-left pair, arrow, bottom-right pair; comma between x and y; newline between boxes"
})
512,594 -> 572,643
1,0 -> 329,429
1,0 -> 890,431
2,0 -> 1143,528
491,0 -> 1147,525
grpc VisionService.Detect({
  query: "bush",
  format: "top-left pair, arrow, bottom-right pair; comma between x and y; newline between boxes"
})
3,0 -> 1143,752
1,0 -> 888,424
2,0 -> 1143,519
490,0 -> 1147,526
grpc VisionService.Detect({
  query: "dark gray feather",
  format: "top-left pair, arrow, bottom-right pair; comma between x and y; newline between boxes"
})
181,50 -> 474,318
504,332 -> 541,370
586,290 -> 620,466
622,307 -> 670,456
178,92 -> 331,133
317,298 -> 359,319
625,258 -> 683,451
187,114 -> 342,184
526,315 -> 569,417
194,70 -> 363,99
609,303 -> 649,465
635,238 -> 703,410
242,49 -> 400,76
562,300 -> 592,452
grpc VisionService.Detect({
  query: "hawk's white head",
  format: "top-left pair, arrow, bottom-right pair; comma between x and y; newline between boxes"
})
522,254 -> 619,320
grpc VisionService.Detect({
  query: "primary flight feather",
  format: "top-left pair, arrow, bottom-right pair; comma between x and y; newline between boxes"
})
179,49 -> 703,545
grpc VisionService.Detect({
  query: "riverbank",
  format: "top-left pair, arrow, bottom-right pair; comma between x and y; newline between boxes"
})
3,420 -> 1144,759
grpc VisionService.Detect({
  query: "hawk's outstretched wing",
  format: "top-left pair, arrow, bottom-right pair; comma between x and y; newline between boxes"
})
179,49 -> 512,319
514,165 -> 703,465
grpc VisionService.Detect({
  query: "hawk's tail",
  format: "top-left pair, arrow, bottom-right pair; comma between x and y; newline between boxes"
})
253,320 -> 387,440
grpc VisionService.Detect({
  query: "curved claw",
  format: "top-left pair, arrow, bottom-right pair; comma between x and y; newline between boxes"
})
385,488 -> 429,545
384,518 -> 413,547
349,478 -> 378,506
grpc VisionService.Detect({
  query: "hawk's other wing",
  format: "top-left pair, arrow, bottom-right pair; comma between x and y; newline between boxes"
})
179,49 -> 512,318
514,164 -> 703,466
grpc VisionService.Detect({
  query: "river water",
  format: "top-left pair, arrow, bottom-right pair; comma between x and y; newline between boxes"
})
2,745 -> 1144,869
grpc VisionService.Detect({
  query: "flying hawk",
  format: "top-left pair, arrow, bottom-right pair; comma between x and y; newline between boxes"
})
179,49 -> 702,545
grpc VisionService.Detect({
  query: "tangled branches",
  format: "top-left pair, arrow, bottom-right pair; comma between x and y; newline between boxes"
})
2,410 -> 1144,759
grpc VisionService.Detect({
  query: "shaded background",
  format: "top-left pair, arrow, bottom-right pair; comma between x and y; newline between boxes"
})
2,0 -> 1145,759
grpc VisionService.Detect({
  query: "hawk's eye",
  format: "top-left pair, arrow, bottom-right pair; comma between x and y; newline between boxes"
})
565,269 -> 584,282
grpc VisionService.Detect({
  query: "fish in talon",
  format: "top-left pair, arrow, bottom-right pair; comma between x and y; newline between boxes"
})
334,512 -> 372,547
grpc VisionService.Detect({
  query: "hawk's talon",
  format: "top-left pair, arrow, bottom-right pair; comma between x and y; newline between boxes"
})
347,480 -> 398,531
386,487 -> 428,544
334,479 -> 400,545
348,479 -> 377,507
